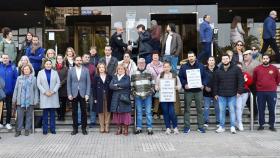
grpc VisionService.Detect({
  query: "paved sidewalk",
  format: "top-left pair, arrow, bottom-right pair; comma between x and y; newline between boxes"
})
0,130 -> 280,158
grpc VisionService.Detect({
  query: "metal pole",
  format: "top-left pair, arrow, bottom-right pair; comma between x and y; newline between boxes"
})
250,92 -> 254,131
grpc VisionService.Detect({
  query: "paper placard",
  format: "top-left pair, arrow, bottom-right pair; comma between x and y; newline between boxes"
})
48,32 -> 55,40
186,69 -> 202,88
159,79 -> 176,102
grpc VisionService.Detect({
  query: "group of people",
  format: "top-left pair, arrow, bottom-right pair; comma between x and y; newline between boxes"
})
0,10 -> 279,139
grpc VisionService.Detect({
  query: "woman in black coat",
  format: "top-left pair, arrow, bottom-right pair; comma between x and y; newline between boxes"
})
56,54 -> 68,121
110,63 -> 132,136
93,63 -> 112,133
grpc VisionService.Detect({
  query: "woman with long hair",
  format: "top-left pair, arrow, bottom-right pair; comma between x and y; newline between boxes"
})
64,47 -> 76,69
230,16 -> 245,45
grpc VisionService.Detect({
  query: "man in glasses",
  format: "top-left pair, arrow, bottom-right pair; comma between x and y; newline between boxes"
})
251,45 -> 262,62
242,50 -> 260,120
261,10 -> 280,63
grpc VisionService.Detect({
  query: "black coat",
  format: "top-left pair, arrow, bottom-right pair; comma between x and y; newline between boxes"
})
109,75 -> 131,113
203,65 -> 218,97
92,75 -> 112,113
110,32 -> 128,61
213,64 -> 244,97
138,31 -> 153,56
57,66 -> 68,97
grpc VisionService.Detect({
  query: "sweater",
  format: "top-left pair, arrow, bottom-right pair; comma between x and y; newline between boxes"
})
253,64 -> 280,92
131,69 -> 155,98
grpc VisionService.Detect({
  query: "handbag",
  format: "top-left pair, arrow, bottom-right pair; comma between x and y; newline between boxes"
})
119,94 -> 131,105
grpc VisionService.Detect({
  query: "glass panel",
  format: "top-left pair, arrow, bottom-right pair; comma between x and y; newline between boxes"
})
94,26 -> 110,56
77,26 -> 92,55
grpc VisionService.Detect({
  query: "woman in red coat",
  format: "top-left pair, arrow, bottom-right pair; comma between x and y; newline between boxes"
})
236,62 -> 253,131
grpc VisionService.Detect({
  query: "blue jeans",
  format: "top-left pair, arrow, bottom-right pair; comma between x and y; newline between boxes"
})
256,92 -> 277,127
218,96 -> 236,128
42,108 -> 56,133
135,95 -> 153,129
198,42 -> 211,62
203,97 -> 219,124
161,102 -> 177,128
163,55 -> 178,72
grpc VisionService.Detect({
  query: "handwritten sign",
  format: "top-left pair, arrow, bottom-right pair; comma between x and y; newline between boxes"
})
159,79 -> 176,102
186,69 -> 202,88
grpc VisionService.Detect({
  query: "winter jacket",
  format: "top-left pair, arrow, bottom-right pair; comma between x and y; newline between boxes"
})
25,46 -> 45,72
230,23 -> 245,43
200,21 -> 213,43
138,31 -> 153,56
203,66 -> 218,97
0,62 -> 18,95
213,64 -> 244,97
263,16 -> 276,39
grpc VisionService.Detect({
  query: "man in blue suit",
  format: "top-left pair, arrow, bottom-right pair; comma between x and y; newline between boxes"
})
261,10 -> 280,63
67,56 -> 91,135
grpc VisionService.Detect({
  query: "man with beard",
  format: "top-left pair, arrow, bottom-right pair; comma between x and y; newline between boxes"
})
253,54 -> 280,132
25,35 -> 45,76
213,53 -> 244,134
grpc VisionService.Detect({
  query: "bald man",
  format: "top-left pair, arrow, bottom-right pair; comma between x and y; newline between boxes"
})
261,10 -> 280,63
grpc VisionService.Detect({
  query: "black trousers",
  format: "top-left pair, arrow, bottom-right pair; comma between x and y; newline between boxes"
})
261,38 -> 280,62
57,97 -> 67,119
0,95 -> 12,124
72,93 -> 87,130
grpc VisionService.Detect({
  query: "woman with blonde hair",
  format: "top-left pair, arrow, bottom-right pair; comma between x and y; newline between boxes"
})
17,56 -> 35,76
93,63 -> 112,133
230,16 -> 245,44
64,47 -> 76,68
110,63 -> 131,136
43,49 -> 57,68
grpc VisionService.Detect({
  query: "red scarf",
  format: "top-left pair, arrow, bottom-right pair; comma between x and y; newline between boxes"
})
56,64 -> 63,70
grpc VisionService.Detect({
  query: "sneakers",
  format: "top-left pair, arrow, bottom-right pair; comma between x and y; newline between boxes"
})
5,124 -> 12,130
216,126 -> 225,133
173,128 -> 179,134
230,127 -> 237,134
160,115 -> 164,120
197,127 -> 206,133
183,127 -> 190,134
269,126 -> 277,132
135,129 -> 142,135
147,129 -> 153,135
0,124 -> 4,128
165,128 -> 171,135
203,124 -> 209,128
257,126 -> 264,131
238,124 -> 244,131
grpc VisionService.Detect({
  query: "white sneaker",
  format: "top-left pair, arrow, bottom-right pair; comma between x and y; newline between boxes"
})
173,128 -> 179,134
216,126 -> 225,133
238,124 -> 244,131
230,126 -> 237,134
5,124 -> 12,130
203,124 -> 209,128
216,124 -> 220,128
160,115 -> 164,120
165,128 -> 171,135
0,124 -> 4,128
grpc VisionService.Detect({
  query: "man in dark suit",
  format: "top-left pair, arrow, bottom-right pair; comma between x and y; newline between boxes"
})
99,45 -> 118,76
67,56 -> 91,135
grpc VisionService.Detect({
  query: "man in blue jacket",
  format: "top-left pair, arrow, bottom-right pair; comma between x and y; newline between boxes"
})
261,10 -> 280,63
179,51 -> 207,134
198,15 -> 213,63
0,54 -> 18,130
25,35 -> 45,76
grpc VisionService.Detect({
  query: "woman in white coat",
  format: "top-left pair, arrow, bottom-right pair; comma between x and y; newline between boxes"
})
37,60 -> 60,135
230,16 -> 245,45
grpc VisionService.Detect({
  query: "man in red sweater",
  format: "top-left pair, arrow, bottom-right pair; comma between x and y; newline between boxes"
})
253,54 -> 280,131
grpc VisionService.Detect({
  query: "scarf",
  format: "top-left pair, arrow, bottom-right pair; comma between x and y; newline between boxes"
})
31,43 -> 41,54
20,75 -> 33,108
56,63 -> 63,70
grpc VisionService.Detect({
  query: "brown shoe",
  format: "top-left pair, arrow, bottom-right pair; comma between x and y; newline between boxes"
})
105,124 -> 110,133
115,125 -> 122,135
123,125 -> 128,136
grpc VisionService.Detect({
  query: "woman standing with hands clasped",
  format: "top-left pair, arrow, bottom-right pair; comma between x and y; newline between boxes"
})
155,61 -> 181,135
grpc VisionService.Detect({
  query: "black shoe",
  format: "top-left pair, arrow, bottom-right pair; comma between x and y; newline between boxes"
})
148,129 -> 153,135
257,126 -> 264,131
82,130 -> 88,135
15,131 -> 21,137
89,123 -> 95,128
135,129 -> 142,134
51,131 -> 56,134
71,130 -> 78,135
269,127 -> 277,132
43,131 -> 48,135
24,130 -> 30,136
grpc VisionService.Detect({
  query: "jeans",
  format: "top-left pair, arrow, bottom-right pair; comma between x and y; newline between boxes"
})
163,55 -> 179,72
135,95 -> 153,129
78,90 -> 96,124
16,106 -> 33,131
0,95 -> 12,124
256,92 -> 277,127
161,102 -> 177,128
236,93 -> 249,126
42,108 -> 56,133
261,38 -> 280,62
184,91 -> 204,128
203,97 -> 219,124
218,96 -> 236,128
197,42 -> 211,63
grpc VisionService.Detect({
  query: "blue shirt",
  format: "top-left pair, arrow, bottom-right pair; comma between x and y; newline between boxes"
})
44,69 -> 51,88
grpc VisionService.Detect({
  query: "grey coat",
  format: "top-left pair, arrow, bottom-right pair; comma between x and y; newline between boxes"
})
37,69 -> 61,109
161,32 -> 183,56
67,66 -> 91,98
12,75 -> 38,106
99,56 -> 118,76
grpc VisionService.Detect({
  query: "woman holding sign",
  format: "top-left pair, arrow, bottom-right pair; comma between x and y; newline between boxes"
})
155,61 -> 181,135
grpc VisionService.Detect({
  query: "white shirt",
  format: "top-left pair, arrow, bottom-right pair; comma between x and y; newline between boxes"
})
76,66 -> 82,81
165,34 -> 173,55
105,55 -> 111,66
100,74 -> 106,83
117,74 -> 125,81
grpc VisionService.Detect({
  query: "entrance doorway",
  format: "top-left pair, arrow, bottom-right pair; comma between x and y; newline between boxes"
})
151,14 -> 197,60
